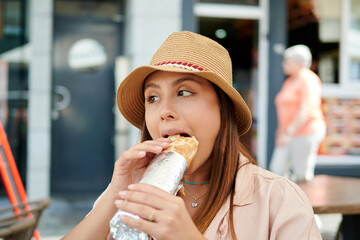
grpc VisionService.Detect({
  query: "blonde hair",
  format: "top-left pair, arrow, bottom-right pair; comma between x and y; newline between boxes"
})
284,44 -> 312,68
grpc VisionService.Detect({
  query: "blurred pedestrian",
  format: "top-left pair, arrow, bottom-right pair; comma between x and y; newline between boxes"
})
270,45 -> 326,182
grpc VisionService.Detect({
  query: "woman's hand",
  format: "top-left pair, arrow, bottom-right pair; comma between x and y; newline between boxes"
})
115,183 -> 205,240
276,133 -> 291,147
108,138 -> 171,199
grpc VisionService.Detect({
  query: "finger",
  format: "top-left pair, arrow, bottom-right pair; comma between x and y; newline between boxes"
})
118,187 -> 177,211
156,137 -> 172,143
120,150 -> 147,161
142,138 -> 170,147
119,213 -> 157,236
118,203 -> 186,239
130,140 -> 170,155
128,183 -> 177,200
117,138 -> 170,162
120,144 -> 160,161
115,199 -> 160,223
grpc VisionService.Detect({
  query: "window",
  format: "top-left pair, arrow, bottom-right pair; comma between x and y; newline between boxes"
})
349,0 -> 360,82
198,0 -> 258,6
0,0 -> 29,190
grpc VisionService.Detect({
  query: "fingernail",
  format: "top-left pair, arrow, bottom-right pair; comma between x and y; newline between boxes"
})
115,200 -> 123,207
159,138 -> 170,142
118,191 -> 127,197
161,141 -> 169,146
138,151 -> 145,156
154,146 -> 162,151
128,184 -> 134,189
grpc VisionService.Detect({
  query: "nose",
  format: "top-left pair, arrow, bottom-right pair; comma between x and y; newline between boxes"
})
159,99 -> 177,121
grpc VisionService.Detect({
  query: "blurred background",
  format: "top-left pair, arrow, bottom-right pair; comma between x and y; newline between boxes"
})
0,0 -> 359,238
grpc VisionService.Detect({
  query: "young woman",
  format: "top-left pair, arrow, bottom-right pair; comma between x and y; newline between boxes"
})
63,31 -> 321,239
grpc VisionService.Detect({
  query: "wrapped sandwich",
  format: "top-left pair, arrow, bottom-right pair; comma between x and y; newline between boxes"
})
110,135 -> 199,240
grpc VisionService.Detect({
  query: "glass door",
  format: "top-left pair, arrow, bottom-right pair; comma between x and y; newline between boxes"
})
194,0 -> 269,167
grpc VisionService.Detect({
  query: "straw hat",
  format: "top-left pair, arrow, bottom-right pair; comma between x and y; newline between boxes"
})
117,31 -> 252,136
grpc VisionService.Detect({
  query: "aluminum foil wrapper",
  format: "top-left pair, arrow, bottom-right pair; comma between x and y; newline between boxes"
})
110,151 -> 188,240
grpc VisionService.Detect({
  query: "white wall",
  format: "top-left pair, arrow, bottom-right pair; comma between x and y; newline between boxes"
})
26,0 -> 53,200
123,0 -> 182,148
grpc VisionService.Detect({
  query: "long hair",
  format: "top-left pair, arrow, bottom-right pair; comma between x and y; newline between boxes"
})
141,87 -> 256,238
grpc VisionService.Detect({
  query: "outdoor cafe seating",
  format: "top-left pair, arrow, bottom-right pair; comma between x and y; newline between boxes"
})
0,198 -> 50,240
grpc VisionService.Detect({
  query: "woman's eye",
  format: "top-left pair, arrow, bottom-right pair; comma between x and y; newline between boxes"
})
146,95 -> 159,103
178,90 -> 192,96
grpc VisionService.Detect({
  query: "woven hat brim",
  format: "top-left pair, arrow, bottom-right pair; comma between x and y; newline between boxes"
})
116,65 -> 252,136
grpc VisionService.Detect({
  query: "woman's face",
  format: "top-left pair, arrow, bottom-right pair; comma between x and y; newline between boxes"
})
282,57 -> 302,76
144,71 -> 221,174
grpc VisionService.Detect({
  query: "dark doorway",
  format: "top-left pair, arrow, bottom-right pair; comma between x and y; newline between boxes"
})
51,4 -> 123,195
199,17 -> 259,158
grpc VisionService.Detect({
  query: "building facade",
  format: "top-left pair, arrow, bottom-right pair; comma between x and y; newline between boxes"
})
0,0 -> 359,200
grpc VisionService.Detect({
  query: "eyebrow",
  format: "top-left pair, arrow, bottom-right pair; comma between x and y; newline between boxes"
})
143,77 -> 201,92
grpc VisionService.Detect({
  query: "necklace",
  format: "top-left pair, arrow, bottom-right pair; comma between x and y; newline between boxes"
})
182,180 -> 210,186
183,185 -> 207,208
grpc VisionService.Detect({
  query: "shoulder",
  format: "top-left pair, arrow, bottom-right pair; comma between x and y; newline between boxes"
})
236,164 -> 312,207
233,164 -> 321,239
300,69 -> 321,86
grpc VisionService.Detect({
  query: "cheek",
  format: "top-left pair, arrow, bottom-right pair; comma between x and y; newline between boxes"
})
283,65 -> 292,75
191,102 -> 220,154
283,63 -> 289,72
189,99 -> 220,127
198,107 -> 220,132
145,110 -> 158,138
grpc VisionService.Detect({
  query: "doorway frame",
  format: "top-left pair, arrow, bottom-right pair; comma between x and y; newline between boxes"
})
194,0 -> 269,167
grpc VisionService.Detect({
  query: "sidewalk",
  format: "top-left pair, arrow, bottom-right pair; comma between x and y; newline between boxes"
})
38,195 -> 97,239
37,196 -> 343,240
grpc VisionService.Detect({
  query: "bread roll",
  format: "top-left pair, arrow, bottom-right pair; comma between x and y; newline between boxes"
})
164,135 -> 199,166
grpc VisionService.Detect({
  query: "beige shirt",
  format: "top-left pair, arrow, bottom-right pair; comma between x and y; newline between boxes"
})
100,158 -> 321,239
204,159 -> 322,239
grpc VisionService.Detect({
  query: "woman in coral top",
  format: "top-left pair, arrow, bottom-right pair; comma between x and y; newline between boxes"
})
270,45 -> 326,182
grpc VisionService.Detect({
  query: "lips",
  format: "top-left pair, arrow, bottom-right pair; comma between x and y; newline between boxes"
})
161,129 -> 191,138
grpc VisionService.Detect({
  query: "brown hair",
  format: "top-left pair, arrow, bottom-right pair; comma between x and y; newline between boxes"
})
141,87 -> 256,238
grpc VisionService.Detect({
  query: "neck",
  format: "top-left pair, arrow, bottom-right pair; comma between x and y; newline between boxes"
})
184,158 -> 212,183
183,180 -> 210,185
289,67 -> 304,79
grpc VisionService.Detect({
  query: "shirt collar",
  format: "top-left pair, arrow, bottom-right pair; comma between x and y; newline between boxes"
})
204,155 -> 256,238
232,155 -> 256,206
